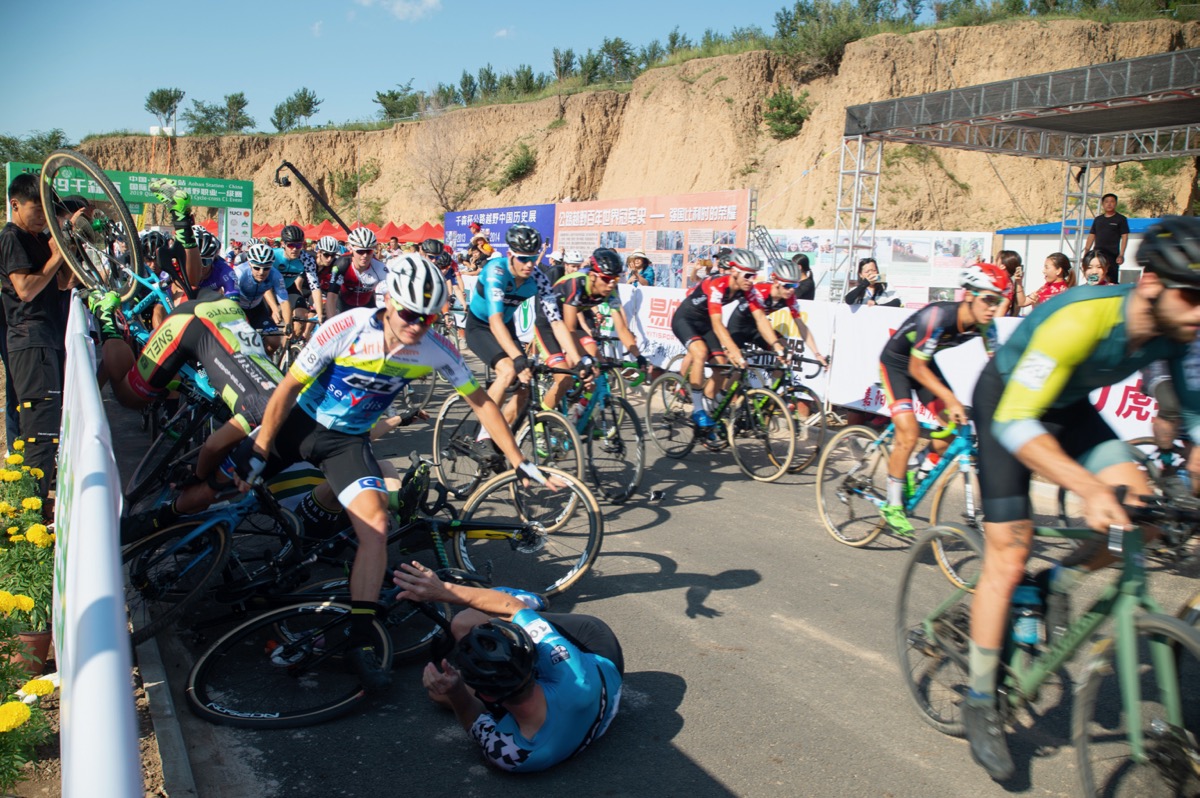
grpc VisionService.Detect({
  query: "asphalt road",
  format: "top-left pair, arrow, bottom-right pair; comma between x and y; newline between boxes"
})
106,378 -> 1199,798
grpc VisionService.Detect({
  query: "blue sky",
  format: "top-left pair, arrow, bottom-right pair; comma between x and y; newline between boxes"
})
3,0 -> 787,142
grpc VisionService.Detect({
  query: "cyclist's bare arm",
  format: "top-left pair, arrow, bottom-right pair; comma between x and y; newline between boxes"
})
710,312 -> 743,365
611,308 -> 641,357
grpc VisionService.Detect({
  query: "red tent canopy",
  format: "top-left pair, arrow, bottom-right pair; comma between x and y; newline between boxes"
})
378,221 -> 405,241
302,224 -> 322,241
315,220 -> 345,241
199,218 -> 218,234
408,222 -> 440,243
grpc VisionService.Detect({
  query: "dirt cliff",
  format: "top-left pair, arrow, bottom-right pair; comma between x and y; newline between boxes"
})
81,19 -> 1200,231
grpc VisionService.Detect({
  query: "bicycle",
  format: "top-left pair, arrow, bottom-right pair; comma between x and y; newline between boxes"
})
593,334 -> 651,399
815,416 -> 975,547
895,494 -> 1200,796
431,362 -> 584,500
644,361 -> 796,482
743,346 -> 829,474
553,363 -> 645,504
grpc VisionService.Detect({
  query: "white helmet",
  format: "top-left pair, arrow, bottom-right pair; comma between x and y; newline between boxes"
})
563,250 -> 584,265
387,254 -> 448,315
347,227 -> 377,251
315,235 -> 341,255
247,243 -> 275,265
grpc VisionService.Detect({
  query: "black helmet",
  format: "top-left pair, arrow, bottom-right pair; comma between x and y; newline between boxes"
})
140,230 -> 171,261
1137,216 -> 1200,289
434,251 -> 453,269
589,248 -> 624,277
281,224 -> 305,245
419,238 -> 445,258
454,620 -> 536,698
192,226 -> 220,259
505,224 -> 542,256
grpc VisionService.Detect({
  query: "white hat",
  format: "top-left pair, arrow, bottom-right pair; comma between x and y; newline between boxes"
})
563,250 -> 584,265
628,250 -> 649,263
549,248 -> 566,262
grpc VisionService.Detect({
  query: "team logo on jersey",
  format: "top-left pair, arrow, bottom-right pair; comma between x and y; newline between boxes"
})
1013,350 -> 1056,391
340,372 -> 405,392
549,644 -> 571,665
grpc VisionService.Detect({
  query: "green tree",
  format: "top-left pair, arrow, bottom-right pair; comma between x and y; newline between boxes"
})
181,99 -> 226,135
477,64 -> 499,99
287,88 -> 322,126
497,73 -> 516,97
144,88 -> 185,128
373,80 -> 423,119
459,70 -> 478,104
763,87 -> 813,139
578,50 -> 604,85
638,40 -> 666,70
222,92 -> 255,133
666,26 -> 693,54
433,82 -> 460,108
600,36 -> 634,80
0,129 -> 73,164
270,101 -> 298,133
552,47 -> 576,82
513,64 -> 537,95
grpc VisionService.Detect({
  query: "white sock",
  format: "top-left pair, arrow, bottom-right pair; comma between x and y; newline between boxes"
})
690,389 -> 705,410
475,426 -> 493,442
887,476 -> 905,506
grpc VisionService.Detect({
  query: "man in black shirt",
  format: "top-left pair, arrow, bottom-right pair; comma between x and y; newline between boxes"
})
1083,193 -> 1129,284
0,174 -> 72,495
791,253 -> 816,301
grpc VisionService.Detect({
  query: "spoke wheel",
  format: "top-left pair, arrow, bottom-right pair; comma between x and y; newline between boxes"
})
726,388 -> 796,482
391,370 -> 439,423
815,425 -> 888,547
783,384 -> 826,474
895,524 -> 984,736
929,460 -> 984,535
515,410 -> 584,480
430,393 -> 490,500
644,372 -> 697,458
584,396 -> 644,503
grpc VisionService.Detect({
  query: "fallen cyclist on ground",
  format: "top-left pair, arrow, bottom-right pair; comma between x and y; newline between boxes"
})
393,560 -> 623,772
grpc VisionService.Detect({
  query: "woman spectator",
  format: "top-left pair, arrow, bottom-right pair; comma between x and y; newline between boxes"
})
997,250 -> 1025,316
1015,252 -> 1074,309
1080,249 -> 1114,286
844,257 -> 901,307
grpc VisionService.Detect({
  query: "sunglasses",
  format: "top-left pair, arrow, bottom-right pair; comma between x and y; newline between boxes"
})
975,292 -> 1005,307
285,242 -> 304,249
595,272 -> 618,283
354,249 -> 374,256
776,281 -> 800,290
396,307 -> 437,326
512,254 -> 538,264
251,265 -> 270,271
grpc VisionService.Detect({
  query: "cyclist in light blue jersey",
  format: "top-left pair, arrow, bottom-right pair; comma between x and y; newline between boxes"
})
464,223 -> 584,430
235,243 -> 290,352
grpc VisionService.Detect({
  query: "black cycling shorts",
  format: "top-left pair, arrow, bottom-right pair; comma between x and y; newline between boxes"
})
261,408 -> 385,508
879,352 -> 946,416
541,612 -> 625,675
245,302 -> 281,335
465,311 -> 519,369
670,312 -> 724,356
973,362 -> 1119,524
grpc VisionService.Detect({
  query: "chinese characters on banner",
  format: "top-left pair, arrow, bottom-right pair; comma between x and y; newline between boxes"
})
445,204 -> 555,257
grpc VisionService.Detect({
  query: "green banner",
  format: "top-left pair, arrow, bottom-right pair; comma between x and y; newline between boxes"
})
7,161 -> 253,209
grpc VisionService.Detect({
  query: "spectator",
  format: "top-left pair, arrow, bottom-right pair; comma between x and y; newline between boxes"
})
543,248 -> 566,284
0,174 -> 72,494
844,257 -> 901,307
997,250 -> 1025,316
627,250 -> 655,287
384,236 -> 402,261
226,239 -> 247,264
393,561 -> 623,773
1015,252 -> 1074,309
466,222 -> 493,270
1083,193 -> 1128,283
791,253 -> 815,301
1080,249 -> 1114,286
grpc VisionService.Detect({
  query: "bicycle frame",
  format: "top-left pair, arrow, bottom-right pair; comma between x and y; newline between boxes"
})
561,370 -> 613,435
854,422 -> 975,513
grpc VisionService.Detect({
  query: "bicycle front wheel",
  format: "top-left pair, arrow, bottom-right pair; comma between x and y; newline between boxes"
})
392,370 -> 439,422
815,425 -> 888,547
585,396 -> 645,504
784,384 -> 826,473
186,601 -> 392,729
1074,613 -> 1200,797
895,524 -> 983,737
516,410 -> 584,479
40,149 -> 143,299
644,372 -> 696,458
431,393 -> 489,499
726,388 -> 796,482
452,467 -> 603,596
122,521 -> 231,645
929,461 -> 984,534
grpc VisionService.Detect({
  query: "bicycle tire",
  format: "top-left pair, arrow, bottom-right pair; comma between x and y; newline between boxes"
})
124,404 -> 213,505
392,370 -> 439,422
452,466 -> 603,596
186,601 -> 392,729
293,577 -> 451,667
815,425 -> 888,547
894,524 -> 984,737
726,387 -> 796,482
584,395 -> 644,504
644,372 -> 697,458
784,384 -> 825,474
430,393 -> 489,499
40,149 -> 144,300
122,521 -> 231,645
929,460 -> 984,534
1074,613 -> 1200,797
515,409 -> 584,479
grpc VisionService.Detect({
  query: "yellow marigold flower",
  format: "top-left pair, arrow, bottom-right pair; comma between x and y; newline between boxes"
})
20,466 -> 28,472
20,679 -> 53,697
5,527 -> 14,536
25,523 -> 46,537
0,592 -> 15,614
5,454 -> 22,466
0,701 -> 31,732
21,498 -> 41,512
26,528 -> 51,549
29,468 -> 43,480
13,595 -> 34,613
2,471 -> 21,483
8,535 -> 23,542
11,440 -> 23,451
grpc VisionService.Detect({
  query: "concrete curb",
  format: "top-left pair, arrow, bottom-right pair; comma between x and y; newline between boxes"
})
136,636 -> 198,798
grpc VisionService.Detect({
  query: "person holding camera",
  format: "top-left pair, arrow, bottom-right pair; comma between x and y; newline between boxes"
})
844,257 -> 901,307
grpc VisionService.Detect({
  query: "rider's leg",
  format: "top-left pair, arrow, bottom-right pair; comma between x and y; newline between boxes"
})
172,420 -> 247,514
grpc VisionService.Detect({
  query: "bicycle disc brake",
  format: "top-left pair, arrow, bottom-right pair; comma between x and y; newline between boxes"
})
512,522 -> 548,554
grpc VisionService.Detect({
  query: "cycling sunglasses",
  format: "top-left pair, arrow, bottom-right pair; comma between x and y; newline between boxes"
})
396,307 -> 438,327
353,248 -> 374,256
512,254 -> 538,264
594,272 -> 618,283
250,264 -> 271,271
974,292 -> 1005,307
285,242 -> 304,249
775,281 -> 800,290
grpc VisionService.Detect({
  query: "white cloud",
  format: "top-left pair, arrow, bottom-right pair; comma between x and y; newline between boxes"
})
354,0 -> 442,21
311,20 -> 324,37
494,28 -> 510,38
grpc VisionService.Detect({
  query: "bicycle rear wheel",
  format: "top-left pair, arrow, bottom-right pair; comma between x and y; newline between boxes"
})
40,149 -> 143,299
726,388 -> 795,482
124,403 -> 213,505
1074,613 -> 1200,797
644,372 -> 697,458
122,521 -> 231,645
784,384 -> 825,473
431,393 -> 490,499
452,467 -> 603,596
895,524 -> 983,737
186,601 -> 392,729
815,425 -> 888,547
584,396 -> 644,504
516,410 -> 583,479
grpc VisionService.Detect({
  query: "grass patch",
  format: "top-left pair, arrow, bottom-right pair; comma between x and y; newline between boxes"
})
547,118 -> 566,130
713,75 -> 728,85
763,87 -> 813,140
491,143 -> 537,191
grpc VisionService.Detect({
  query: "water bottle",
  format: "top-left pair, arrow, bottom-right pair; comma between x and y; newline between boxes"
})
1011,576 -> 1043,646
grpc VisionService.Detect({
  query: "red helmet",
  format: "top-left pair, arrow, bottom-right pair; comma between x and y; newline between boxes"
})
960,263 -> 1012,298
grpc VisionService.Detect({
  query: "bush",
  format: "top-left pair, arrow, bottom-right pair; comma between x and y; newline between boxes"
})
763,87 -> 813,140
495,143 -> 537,190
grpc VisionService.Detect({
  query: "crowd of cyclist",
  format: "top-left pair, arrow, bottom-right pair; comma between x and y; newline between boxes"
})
78,175 -> 1200,778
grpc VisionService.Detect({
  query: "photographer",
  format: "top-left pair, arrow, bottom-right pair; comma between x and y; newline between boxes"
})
844,257 -> 901,307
